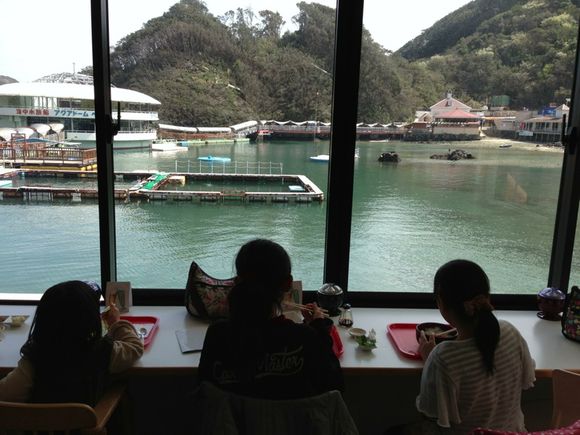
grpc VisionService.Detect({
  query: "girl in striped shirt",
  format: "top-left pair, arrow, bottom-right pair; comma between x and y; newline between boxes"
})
416,259 -> 535,434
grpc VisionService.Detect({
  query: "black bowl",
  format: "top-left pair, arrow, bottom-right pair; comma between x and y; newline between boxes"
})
316,292 -> 343,317
416,322 -> 458,344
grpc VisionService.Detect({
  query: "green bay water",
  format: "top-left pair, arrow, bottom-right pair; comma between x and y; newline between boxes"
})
1,139 -> 577,294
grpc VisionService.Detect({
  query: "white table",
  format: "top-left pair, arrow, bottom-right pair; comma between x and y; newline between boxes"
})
1,306 -> 579,377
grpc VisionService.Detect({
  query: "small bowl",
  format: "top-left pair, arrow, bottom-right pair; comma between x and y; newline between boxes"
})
416,322 -> 458,344
348,327 -> 367,338
9,315 -> 29,327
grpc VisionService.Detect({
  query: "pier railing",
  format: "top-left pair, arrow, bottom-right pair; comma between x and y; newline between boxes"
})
0,145 -> 97,165
172,160 -> 284,175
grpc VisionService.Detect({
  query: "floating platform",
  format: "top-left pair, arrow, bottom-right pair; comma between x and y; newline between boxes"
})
0,143 -> 97,170
0,170 -> 324,203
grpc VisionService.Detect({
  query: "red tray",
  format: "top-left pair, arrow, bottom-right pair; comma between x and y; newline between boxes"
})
387,323 -> 421,360
330,325 -> 344,357
120,315 -> 159,348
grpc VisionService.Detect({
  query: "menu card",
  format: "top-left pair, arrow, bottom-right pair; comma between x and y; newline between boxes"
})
175,329 -> 205,354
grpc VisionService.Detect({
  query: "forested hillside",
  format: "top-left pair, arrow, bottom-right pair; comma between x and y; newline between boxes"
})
109,0 -> 443,126
107,0 -> 580,126
398,0 -> 580,109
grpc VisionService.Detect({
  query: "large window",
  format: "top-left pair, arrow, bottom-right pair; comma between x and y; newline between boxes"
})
109,0 -> 334,290
0,1 -> 100,294
348,1 -> 580,294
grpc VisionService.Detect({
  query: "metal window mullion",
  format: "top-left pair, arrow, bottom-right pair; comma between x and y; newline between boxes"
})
324,0 -> 364,291
91,0 -> 117,286
548,22 -> 580,292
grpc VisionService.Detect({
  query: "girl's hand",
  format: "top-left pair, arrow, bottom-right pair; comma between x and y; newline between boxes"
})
301,303 -> 325,323
418,330 -> 436,360
101,303 -> 120,328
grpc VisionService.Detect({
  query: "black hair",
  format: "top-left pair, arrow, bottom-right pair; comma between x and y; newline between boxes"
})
227,239 -> 292,381
21,281 -> 112,404
434,260 -> 500,375
228,238 -> 292,326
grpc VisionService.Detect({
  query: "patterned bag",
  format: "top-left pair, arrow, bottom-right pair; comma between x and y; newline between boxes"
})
185,261 -> 235,320
561,286 -> 580,342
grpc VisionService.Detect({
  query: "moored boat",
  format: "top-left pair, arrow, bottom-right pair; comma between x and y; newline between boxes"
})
309,154 -> 329,162
197,156 -> 231,163
151,139 -> 187,152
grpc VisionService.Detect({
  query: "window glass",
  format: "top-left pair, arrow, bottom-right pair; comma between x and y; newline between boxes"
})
0,0 -> 100,293
110,0 -> 335,289
348,0 -> 574,293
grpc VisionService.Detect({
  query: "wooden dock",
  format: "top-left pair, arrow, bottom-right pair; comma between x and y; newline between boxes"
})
0,143 -> 97,170
0,170 -> 324,203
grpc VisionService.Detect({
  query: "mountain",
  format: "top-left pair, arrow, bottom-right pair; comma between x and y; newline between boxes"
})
109,0 -> 442,126
88,0 -> 580,125
398,0 -> 580,109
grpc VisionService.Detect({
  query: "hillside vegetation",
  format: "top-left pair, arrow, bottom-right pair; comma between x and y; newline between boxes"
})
398,0 -> 580,109
105,0 -> 579,125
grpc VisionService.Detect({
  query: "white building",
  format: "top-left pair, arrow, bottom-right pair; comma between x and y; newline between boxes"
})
0,73 -> 161,149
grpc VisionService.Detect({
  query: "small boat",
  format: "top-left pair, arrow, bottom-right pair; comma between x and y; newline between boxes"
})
151,140 -> 187,152
309,154 -> 329,162
197,155 -> 231,163
499,143 -> 512,149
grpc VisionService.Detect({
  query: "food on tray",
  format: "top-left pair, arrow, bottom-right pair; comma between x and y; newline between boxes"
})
416,322 -> 458,344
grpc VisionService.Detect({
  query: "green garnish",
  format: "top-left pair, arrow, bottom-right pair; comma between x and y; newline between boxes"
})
355,335 -> 377,348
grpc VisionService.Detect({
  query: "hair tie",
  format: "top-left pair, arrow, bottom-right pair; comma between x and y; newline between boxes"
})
463,294 -> 494,317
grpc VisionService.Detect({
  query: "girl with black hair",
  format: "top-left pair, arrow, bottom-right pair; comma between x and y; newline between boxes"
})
198,239 -> 343,399
0,280 -> 143,405
416,260 -> 535,433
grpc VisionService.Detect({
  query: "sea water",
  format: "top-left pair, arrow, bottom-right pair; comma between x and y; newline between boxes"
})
1,139 -> 576,294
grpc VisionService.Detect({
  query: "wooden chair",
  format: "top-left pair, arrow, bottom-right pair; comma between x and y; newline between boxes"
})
551,369 -> 580,428
0,382 -> 126,435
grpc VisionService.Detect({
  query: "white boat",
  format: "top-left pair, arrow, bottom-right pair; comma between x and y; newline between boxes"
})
309,154 -> 329,162
0,73 -> 161,150
499,143 -> 512,148
151,140 -> 187,152
197,156 -> 231,163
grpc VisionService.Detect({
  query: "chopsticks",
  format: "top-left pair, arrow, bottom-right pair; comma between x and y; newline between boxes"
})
434,328 -> 457,338
283,302 -> 330,318
101,293 -> 117,314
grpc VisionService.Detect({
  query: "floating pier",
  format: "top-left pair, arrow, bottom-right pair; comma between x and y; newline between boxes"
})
0,169 -> 324,203
0,143 -> 97,170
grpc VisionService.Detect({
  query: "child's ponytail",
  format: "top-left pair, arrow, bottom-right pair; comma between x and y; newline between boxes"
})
467,296 -> 500,374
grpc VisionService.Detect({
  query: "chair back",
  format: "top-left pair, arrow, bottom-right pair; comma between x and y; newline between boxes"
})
192,381 -> 359,435
552,369 -> 580,428
0,382 -> 126,435
0,401 -> 97,434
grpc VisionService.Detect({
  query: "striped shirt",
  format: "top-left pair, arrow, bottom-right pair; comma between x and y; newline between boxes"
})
416,320 -> 536,434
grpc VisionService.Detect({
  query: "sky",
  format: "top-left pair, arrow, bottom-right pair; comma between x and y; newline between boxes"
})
0,0 -> 472,83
